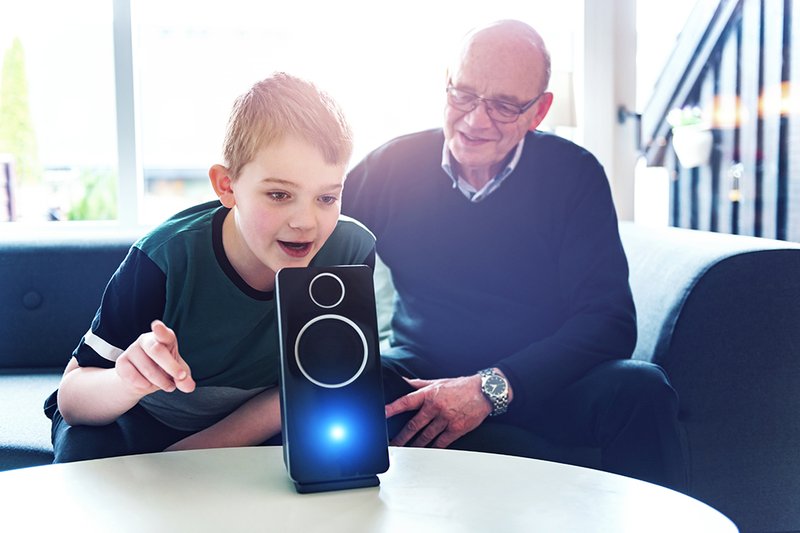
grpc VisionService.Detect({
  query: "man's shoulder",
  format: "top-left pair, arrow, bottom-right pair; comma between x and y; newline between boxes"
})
524,130 -> 597,166
525,130 -> 597,160
523,131 -> 606,183
371,128 -> 444,159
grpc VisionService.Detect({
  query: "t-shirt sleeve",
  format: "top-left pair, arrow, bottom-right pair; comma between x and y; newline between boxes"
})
73,246 -> 167,368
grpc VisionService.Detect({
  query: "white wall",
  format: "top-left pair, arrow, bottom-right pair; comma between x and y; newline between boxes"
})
579,0 -> 638,221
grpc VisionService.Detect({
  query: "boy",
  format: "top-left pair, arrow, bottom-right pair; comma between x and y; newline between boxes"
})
44,72 -> 376,462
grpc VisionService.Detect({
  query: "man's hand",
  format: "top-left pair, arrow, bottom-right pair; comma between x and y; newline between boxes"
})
115,320 -> 196,396
385,375 -> 491,449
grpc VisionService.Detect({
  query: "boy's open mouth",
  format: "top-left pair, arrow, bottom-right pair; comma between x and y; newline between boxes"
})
279,240 -> 312,258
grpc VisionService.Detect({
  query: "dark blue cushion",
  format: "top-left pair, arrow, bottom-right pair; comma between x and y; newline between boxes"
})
0,231 -> 136,369
0,371 -> 61,469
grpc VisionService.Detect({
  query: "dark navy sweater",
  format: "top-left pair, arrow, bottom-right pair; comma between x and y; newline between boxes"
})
343,129 -> 636,415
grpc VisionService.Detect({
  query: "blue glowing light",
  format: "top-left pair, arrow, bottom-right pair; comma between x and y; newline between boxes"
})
329,425 -> 346,441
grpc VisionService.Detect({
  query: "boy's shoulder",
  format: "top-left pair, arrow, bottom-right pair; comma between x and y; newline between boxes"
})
312,215 -> 375,266
335,214 -> 376,240
135,200 -> 223,260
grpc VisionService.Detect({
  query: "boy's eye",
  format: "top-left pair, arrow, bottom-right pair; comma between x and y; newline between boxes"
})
319,195 -> 339,205
268,191 -> 289,201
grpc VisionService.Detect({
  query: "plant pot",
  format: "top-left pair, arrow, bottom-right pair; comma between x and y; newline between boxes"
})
671,125 -> 713,169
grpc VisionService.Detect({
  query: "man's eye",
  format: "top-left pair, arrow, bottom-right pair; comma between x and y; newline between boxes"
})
492,101 -> 520,117
452,91 -> 475,105
268,192 -> 289,201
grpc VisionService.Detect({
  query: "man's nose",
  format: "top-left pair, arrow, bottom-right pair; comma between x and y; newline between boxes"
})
463,99 -> 494,127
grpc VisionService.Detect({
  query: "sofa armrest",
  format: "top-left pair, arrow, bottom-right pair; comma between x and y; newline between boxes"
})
620,222 -> 800,365
620,221 -> 800,531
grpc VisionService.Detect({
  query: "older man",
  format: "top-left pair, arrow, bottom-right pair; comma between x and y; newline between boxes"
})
344,20 -> 686,490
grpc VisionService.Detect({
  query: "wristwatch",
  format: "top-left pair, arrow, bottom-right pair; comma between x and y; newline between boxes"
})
478,368 -> 509,416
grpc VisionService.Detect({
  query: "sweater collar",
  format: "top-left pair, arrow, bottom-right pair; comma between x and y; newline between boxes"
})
440,137 -> 525,202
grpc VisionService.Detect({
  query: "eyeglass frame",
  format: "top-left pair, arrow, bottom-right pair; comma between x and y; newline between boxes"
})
445,80 -> 545,123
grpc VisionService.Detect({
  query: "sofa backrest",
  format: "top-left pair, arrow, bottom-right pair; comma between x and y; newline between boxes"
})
620,222 -> 800,366
0,230 -> 138,370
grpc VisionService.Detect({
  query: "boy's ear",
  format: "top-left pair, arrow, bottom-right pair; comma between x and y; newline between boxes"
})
209,164 -> 236,208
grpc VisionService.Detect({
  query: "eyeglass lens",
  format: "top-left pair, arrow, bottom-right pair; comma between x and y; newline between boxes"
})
447,86 -> 524,123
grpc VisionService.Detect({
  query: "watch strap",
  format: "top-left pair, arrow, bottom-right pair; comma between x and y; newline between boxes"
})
479,368 -> 509,416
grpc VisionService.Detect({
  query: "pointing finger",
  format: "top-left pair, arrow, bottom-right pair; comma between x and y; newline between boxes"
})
144,321 -> 193,388
151,320 -> 177,347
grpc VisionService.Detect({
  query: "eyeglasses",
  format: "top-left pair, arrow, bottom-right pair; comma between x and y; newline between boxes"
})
445,82 -> 544,123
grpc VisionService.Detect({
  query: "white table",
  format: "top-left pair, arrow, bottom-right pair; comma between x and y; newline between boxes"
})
0,446 -> 736,532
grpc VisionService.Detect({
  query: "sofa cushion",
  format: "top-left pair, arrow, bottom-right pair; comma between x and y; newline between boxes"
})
0,371 -> 61,470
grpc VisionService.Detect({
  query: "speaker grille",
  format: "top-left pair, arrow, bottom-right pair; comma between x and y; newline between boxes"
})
294,314 -> 367,388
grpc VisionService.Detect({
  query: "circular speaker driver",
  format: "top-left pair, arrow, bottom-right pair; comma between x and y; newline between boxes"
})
294,314 -> 368,388
308,273 -> 345,309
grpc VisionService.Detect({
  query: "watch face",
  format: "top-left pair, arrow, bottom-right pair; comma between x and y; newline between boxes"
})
484,375 -> 506,396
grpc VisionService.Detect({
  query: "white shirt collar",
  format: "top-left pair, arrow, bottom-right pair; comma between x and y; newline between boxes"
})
441,137 -> 525,202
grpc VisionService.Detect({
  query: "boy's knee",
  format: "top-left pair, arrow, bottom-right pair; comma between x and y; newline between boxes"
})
54,425 -> 117,463
51,409 -> 126,464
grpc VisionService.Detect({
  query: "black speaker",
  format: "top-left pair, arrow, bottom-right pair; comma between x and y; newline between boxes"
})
276,265 -> 389,493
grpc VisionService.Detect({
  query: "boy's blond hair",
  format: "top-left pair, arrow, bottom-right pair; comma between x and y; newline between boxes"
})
223,72 -> 353,179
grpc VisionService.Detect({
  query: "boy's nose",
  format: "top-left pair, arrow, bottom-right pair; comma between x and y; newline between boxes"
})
288,204 -> 316,230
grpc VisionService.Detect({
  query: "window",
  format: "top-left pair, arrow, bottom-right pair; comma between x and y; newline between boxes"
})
636,0 -> 700,110
1,0 -> 580,228
133,0 -> 581,225
0,1 -> 117,223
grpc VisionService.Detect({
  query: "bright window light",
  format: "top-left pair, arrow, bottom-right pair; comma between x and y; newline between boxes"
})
1,0 -> 579,225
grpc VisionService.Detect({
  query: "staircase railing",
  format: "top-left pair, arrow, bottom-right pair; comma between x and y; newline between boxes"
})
640,0 -> 796,241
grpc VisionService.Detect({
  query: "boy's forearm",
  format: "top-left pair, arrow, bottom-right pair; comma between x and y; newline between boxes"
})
57,360 -> 144,426
166,387 -> 282,451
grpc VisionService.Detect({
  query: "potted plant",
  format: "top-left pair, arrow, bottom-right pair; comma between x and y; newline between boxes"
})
667,106 -> 713,169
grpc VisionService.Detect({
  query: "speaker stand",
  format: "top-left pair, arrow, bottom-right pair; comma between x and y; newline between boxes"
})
294,475 -> 380,494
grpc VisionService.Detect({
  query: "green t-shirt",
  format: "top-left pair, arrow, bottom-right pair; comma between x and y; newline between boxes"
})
74,200 -> 375,431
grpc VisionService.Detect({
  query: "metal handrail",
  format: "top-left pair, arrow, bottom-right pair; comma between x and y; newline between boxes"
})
641,0 -> 743,165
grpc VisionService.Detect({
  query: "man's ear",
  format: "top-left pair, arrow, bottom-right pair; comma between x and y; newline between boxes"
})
528,92 -> 555,132
209,164 -> 236,208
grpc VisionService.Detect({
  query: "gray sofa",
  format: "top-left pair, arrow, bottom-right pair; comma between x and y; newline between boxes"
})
622,223 -> 800,533
0,230 -> 138,469
2,223 -> 799,532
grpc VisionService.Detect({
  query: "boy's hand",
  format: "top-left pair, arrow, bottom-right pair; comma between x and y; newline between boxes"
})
115,320 -> 196,396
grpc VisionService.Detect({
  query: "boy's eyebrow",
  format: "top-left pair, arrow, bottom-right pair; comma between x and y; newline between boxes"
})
260,177 -> 296,186
261,177 -> 343,191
